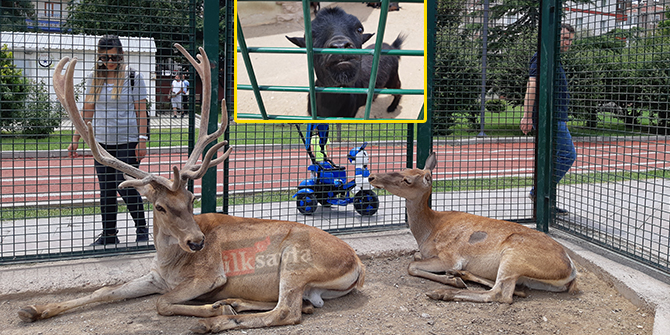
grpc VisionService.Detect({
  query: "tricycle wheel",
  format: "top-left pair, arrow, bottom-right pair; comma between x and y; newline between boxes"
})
353,190 -> 379,216
296,193 -> 318,215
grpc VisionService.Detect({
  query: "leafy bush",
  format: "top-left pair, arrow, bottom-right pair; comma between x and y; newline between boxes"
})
485,99 -> 507,113
1,44 -> 29,131
18,80 -> 63,137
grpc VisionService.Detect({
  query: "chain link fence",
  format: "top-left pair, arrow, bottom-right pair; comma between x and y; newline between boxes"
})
430,0 -> 669,275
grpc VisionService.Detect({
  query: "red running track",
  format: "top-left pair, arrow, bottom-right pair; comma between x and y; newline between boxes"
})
3,139 -> 670,205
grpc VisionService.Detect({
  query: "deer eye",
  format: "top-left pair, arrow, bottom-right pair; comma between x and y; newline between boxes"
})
155,205 -> 166,213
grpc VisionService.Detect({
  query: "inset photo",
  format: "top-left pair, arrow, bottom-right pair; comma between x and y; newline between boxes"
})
235,1 -> 426,123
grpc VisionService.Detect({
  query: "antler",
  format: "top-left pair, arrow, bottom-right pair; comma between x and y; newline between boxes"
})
173,44 -> 232,183
53,57 -> 176,191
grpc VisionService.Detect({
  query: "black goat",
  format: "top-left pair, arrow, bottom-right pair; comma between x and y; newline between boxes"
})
287,7 -> 405,118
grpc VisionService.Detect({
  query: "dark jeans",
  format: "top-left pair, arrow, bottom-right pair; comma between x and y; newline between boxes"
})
530,121 -> 577,197
95,142 -> 147,236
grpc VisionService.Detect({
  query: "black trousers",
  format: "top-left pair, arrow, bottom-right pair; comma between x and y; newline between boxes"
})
95,142 -> 147,236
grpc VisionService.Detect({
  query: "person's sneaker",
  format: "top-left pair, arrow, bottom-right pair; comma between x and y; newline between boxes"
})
89,235 -> 119,246
181,113 -> 185,118
172,115 -> 177,118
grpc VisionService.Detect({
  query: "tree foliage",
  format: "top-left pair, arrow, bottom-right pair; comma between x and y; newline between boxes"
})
63,0 -> 226,60
1,0 -> 36,31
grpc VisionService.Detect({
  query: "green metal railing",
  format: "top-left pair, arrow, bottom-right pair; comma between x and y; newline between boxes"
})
236,0 -> 425,121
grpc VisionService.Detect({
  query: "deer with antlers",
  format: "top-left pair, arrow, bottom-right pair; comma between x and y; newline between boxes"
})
368,152 -> 577,304
18,45 -> 365,333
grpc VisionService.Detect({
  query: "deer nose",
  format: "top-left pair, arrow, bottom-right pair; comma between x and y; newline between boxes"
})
368,175 -> 376,183
188,238 -> 205,251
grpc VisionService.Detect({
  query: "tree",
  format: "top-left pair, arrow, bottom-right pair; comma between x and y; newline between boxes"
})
0,0 -> 36,31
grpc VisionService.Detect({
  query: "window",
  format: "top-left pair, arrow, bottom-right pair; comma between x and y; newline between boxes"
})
44,2 -> 61,19
600,0 -> 607,7
601,20 -> 607,30
576,18 -> 583,26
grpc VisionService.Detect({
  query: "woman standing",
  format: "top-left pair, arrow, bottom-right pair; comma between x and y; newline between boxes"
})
67,35 -> 149,245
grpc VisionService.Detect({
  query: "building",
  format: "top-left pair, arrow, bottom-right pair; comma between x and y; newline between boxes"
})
1,32 -> 158,115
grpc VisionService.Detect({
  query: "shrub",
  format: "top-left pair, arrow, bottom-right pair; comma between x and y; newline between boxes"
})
485,99 -> 507,113
18,80 -> 63,137
1,44 -> 29,131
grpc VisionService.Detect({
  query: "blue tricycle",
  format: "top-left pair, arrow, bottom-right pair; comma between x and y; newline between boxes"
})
293,124 -> 379,216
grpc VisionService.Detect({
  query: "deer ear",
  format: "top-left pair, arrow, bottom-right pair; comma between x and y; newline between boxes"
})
424,152 -> 437,172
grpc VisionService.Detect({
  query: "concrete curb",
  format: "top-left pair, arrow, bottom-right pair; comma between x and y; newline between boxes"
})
0,228 -> 667,334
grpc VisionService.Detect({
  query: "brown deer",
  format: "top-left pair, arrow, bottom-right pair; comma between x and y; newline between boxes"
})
18,44 -> 365,333
367,152 -> 577,304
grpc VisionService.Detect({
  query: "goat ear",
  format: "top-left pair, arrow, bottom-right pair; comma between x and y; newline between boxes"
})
362,33 -> 375,44
424,152 -> 437,172
286,36 -> 306,48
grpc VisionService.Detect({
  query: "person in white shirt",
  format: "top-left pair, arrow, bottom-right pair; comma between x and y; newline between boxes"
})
170,73 -> 185,118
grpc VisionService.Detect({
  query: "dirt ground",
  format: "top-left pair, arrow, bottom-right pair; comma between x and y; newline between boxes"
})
235,2 -> 425,121
0,254 -> 653,335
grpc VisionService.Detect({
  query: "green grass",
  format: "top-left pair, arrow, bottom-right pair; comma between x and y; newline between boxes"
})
5,169 -> 668,221
2,108 -> 659,151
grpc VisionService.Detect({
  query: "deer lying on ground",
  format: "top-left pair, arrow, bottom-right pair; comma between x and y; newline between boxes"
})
368,152 -> 577,304
18,45 -> 365,333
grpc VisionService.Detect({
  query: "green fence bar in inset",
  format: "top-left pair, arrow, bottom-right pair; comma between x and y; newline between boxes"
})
236,16 -> 269,120
236,0 -> 425,121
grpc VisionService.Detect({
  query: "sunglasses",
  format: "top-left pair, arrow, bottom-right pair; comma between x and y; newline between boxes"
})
98,55 -> 121,62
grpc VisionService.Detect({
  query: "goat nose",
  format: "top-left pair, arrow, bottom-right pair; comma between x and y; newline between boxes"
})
329,39 -> 354,49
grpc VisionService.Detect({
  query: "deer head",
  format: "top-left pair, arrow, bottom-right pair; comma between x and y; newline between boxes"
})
53,44 -> 231,253
368,152 -> 437,203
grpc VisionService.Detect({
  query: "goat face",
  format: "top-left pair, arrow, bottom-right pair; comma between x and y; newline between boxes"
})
287,7 -> 374,87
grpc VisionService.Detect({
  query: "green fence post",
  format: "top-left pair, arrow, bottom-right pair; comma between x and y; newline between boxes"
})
535,0 -> 560,232
417,0 -> 435,170
201,0 -> 220,214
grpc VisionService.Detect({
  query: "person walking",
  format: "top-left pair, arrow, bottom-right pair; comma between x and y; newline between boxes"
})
170,73 -> 185,118
520,23 -> 577,215
67,35 -> 150,245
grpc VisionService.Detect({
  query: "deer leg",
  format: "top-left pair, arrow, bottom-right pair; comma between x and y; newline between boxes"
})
155,275 -> 231,318
447,270 -> 526,297
18,273 -> 162,322
427,275 -> 518,304
212,298 -> 315,315
213,298 -> 276,313
407,257 -> 467,288
191,251 -> 310,333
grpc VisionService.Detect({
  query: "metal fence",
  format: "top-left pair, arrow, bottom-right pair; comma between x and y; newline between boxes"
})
1,0 -> 201,261
1,0 -> 669,277
429,0 -> 670,275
